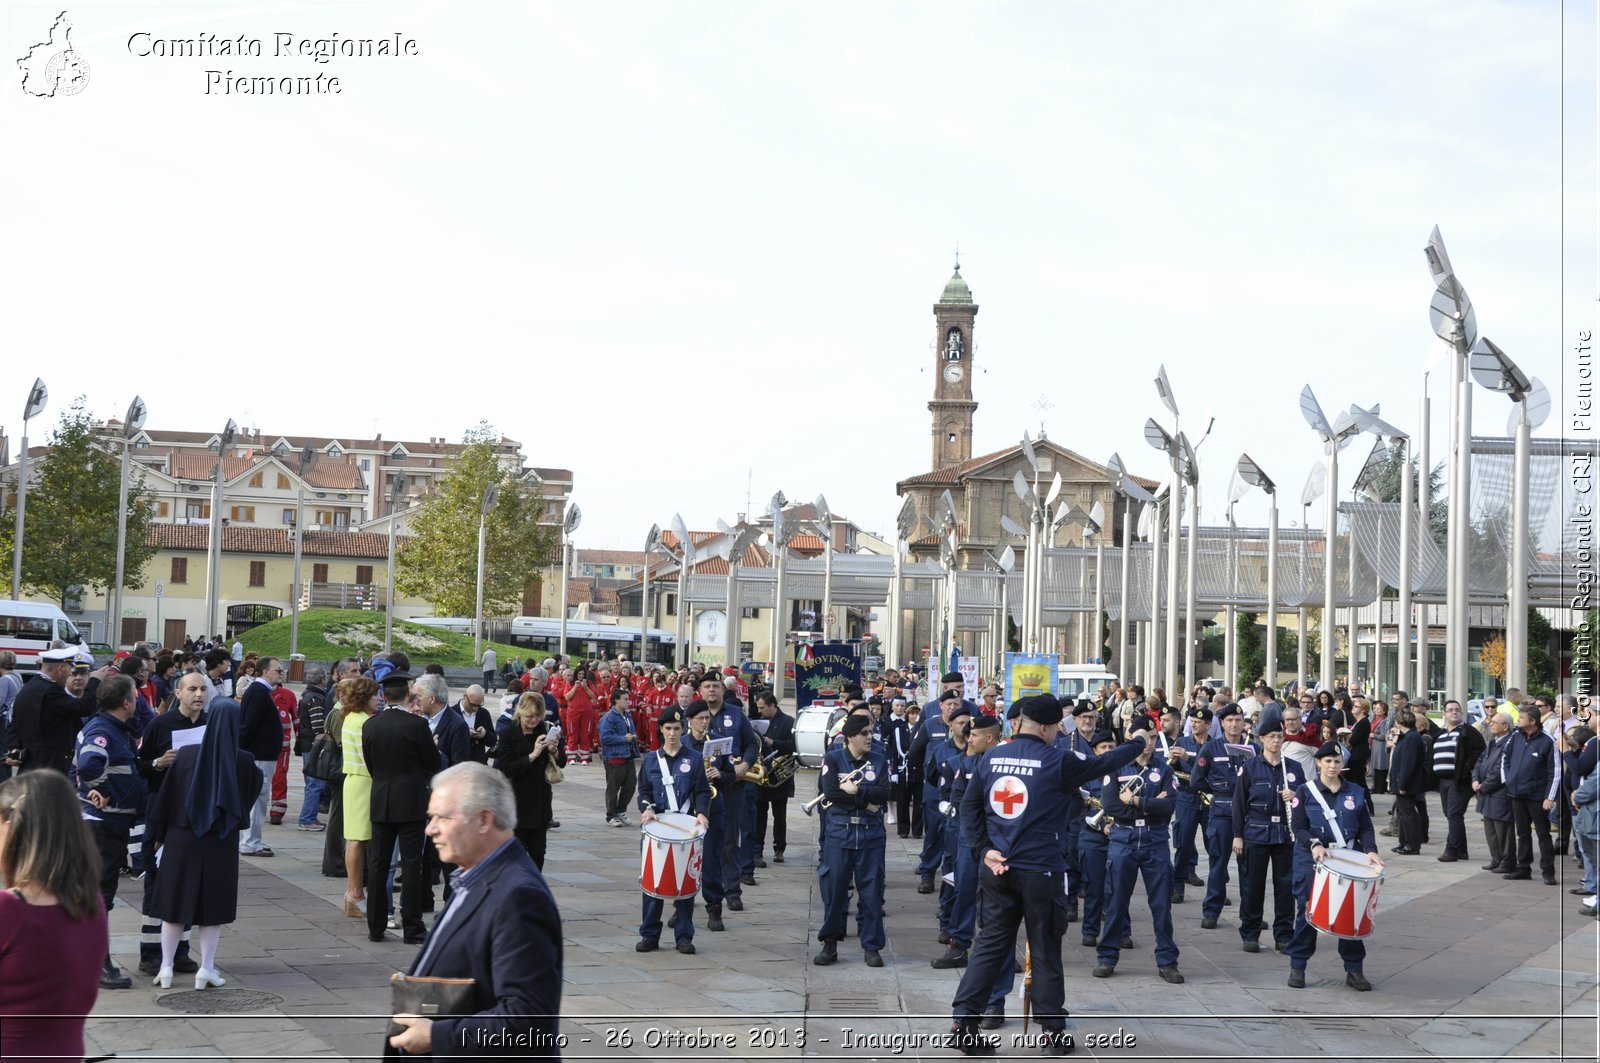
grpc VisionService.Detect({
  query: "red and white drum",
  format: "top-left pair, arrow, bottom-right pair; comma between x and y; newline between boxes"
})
640,812 -> 705,900
1308,849 -> 1384,939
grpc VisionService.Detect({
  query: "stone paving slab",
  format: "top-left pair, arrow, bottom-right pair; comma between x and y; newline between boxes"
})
67,751 -> 1600,1061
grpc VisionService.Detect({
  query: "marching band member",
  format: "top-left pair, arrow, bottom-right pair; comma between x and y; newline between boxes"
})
1092,715 -> 1183,983
635,707 -> 710,955
1170,706 -> 1213,903
1060,701 -> 1099,925
932,704 -> 975,956
946,695 -> 1151,1057
911,679 -> 968,894
1193,704 -> 1252,928
682,701 -> 729,931
1230,718 -> 1304,953
701,675 -> 758,901
1076,730 -> 1119,949
752,691 -> 795,866
814,715 -> 891,968
1287,741 -> 1383,991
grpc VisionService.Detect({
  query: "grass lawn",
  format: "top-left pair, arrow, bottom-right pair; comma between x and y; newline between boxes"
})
239,609 -> 531,668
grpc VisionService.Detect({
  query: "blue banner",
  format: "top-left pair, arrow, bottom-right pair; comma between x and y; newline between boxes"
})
1003,652 -> 1058,704
794,641 -> 861,710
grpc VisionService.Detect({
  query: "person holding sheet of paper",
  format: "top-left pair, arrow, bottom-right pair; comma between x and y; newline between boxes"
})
133,671 -> 210,976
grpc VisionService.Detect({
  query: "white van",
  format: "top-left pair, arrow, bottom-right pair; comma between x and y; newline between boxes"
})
1057,665 -> 1118,703
0,601 -> 89,669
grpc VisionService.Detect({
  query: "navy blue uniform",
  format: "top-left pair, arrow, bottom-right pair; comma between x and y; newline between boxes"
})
76,710 -> 146,917
933,738 -> 968,937
1230,754 -> 1305,949
816,744 -> 891,952
1076,774 -> 1113,943
682,732 -> 727,907
1287,778 -> 1379,974
637,743 -> 711,946
1096,758 -> 1178,970
1193,737 -> 1254,917
950,732 -> 1145,1035
1169,732 -> 1207,889
708,706 -> 758,898
910,707 -> 961,877
1060,727 -> 1095,905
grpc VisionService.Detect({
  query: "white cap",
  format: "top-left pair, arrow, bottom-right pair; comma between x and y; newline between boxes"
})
74,649 -> 96,666
40,646 -> 79,662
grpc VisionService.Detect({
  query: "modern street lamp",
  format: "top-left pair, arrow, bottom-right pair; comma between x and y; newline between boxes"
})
110,395 -> 147,645
473,483 -> 502,664
1300,387 -> 1360,690
1469,338 -> 1550,692
720,522 -> 762,669
1106,453 -> 1155,686
672,512 -> 698,669
814,494 -> 835,640
888,496 -> 919,671
1349,405 -> 1412,698
289,447 -> 318,658
984,544 -> 1015,675
204,419 -> 237,642
764,495 -> 792,694
11,377 -> 48,601
555,502 -> 580,661
639,523 -> 662,666
383,473 -> 409,653
1299,462 -> 1326,692
1234,454 -> 1279,689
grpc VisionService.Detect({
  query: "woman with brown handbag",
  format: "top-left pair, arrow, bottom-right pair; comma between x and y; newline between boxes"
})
494,695 -> 566,868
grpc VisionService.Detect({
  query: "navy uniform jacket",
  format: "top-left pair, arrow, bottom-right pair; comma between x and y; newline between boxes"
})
933,738 -> 968,815
1174,733 -> 1207,795
1060,728 -> 1096,818
8,674 -> 101,774
682,733 -> 724,817
1193,737 -> 1254,819
820,743 -> 891,850
1291,779 -> 1378,854
709,705 -> 758,775
960,733 -> 1145,874
638,743 -> 711,818
1230,755 -> 1305,846
908,712 -> 956,791
1099,759 -> 1176,828
75,711 -> 145,816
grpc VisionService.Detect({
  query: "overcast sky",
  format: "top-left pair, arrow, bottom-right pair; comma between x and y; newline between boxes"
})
2,1 -> 1592,551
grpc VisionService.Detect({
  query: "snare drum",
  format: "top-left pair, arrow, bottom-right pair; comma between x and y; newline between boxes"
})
1308,849 -> 1384,939
640,812 -> 705,900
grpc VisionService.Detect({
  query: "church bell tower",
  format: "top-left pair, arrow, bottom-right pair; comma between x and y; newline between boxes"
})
928,262 -> 978,470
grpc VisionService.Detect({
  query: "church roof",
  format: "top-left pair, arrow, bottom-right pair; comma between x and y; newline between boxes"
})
896,441 -> 1160,492
938,268 -> 972,305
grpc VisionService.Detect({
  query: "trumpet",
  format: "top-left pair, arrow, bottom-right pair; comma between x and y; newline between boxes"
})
801,765 -> 867,816
1085,775 -> 1144,830
1172,769 -> 1213,808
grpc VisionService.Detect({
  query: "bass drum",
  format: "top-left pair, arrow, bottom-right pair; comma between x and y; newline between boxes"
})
794,704 -> 844,768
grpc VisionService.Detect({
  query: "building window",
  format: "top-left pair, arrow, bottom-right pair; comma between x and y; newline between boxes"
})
282,508 -> 295,524
360,459 -> 370,471
313,563 -> 329,583
333,512 -> 349,528
277,473 -> 291,490
356,565 -> 374,584
171,557 -> 188,584
248,472 -> 263,488
230,505 -> 255,522
665,593 -> 677,617
185,501 -> 208,519
155,501 -> 169,518
249,561 -> 266,587
741,607 -> 759,619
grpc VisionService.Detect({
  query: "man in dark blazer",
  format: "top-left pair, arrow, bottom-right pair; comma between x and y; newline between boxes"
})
238,659 -> 286,857
752,690 -> 796,865
417,675 -> 472,770
458,685 -> 497,764
1388,706 -> 1427,856
1472,710 -> 1516,873
364,673 -> 442,944
389,763 -> 563,1059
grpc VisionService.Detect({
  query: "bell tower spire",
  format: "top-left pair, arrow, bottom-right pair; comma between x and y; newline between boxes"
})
928,262 -> 979,470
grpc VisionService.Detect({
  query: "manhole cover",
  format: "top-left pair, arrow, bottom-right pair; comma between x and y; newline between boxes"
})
156,988 -> 283,1014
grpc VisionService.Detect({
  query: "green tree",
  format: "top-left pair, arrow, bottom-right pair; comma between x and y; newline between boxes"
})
1373,441 -> 1447,546
1526,608 -> 1556,690
1237,611 -> 1264,688
0,399 -> 157,606
394,424 -> 558,619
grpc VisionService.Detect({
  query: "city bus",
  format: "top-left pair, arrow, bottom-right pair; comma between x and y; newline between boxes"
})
508,616 -> 677,665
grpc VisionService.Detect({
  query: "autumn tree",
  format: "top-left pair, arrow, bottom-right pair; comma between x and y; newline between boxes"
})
0,399 -> 157,606
394,424 -> 558,618
1478,634 -> 1508,683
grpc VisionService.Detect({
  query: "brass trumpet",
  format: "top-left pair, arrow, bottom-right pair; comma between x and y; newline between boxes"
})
1086,775 -> 1144,830
801,765 -> 867,816
1172,769 -> 1213,808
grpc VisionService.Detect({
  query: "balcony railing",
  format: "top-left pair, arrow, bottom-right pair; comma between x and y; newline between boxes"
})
299,582 -> 387,610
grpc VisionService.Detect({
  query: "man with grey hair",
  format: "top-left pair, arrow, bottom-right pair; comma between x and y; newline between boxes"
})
1472,711 -> 1517,873
417,673 -> 471,770
295,665 -> 331,831
387,763 -> 562,1058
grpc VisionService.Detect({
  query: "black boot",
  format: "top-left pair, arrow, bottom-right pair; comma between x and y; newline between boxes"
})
100,955 -> 131,990
813,939 -> 839,966
706,904 -> 725,932
1064,897 -> 1078,924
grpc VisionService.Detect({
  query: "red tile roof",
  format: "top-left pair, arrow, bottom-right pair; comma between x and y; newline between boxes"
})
576,549 -> 648,566
148,523 -> 397,559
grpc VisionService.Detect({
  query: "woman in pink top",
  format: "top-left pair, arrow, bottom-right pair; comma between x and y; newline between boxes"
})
0,770 -> 109,1063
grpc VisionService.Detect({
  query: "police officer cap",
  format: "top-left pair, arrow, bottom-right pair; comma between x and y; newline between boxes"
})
1188,706 -> 1214,722
939,689 -> 962,703
971,714 -> 1001,732
1090,728 -> 1116,746
41,646 -> 79,663
844,687 -> 865,702
685,699 -> 713,719
1071,699 -> 1098,718
658,706 -> 687,729
380,671 -> 413,687
941,671 -> 964,684
841,714 -> 874,738
1128,714 -> 1154,734
1314,740 -> 1344,760
947,702 -> 973,722
1214,704 -> 1241,721
1018,694 -> 1064,725
1256,718 -> 1283,736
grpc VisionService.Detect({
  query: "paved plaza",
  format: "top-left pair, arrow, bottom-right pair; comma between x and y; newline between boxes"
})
85,736 -> 1598,1062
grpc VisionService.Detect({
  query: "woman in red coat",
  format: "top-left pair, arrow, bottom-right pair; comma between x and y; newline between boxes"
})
565,665 -> 599,765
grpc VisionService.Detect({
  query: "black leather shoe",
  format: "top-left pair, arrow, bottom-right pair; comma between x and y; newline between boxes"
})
635,939 -> 659,952
755,858 -> 767,868
1041,1029 -> 1076,1056
1065,899 -> 1079,924
931,946 -> 968,969
864,950 -> 884,967
1171,889 -> 1185,904
1222,896 -> 1232,905
1186,873 -> 1204,887
1200,915 -> 1218,929
918,874 -> 936,894
549,820 -> 560,829
403,935 -> 426,945
1392,847 -> 1421,855
1119,935 -> 1134,949
368,933 -> 388,943
1543,872 -> 1558,885
938,929 -> 951,945
1091,963 -> 1115,978
1158,964 -> 1185,984
945,1027 -> 997,1056
1288,968 -> 1305,989
978,1006 -> 1005,1030
1346,971 -> 1372,992
813,940 -> 838,966
1436,853 -> 1459,862
741,873 -> 757,886
1080,935 -> 1096,948
1275,942 -> 1290,954
1243,939 -> 1260,953
707,906 -> 725,931
726,896 -> 745,912
676,940 -> 696,954
1502,870 -> 1532,880
100,958 -> 131,990
773,852 -> 784,863
1482,864 -> 1505,872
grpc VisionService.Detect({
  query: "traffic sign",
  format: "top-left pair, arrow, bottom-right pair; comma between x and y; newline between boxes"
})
154,580 -> 165,598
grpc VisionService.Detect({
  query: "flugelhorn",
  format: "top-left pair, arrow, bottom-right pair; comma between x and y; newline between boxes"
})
801,765 -> 867,816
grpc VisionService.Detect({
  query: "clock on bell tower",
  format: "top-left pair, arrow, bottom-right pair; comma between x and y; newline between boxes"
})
928,262 -> 979,470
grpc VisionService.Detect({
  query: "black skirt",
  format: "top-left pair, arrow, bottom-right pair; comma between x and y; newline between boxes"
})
148,825 -> 244,926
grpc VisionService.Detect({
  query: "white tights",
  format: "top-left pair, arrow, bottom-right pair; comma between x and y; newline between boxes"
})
162,922 -> 221,970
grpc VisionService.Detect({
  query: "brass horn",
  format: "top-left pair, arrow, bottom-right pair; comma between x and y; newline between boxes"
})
801,765 -> 867,816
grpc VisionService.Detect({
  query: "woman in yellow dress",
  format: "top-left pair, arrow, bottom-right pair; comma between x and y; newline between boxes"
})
336,677 -> 378,917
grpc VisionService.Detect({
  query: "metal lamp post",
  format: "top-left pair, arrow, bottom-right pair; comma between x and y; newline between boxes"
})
110,395 -> 147,645
1349,406 -> 1412,698
204,419 -> 237,641
1105,454 -> 1154,685
639,524 -> 661,665
11,378 -> 48,600
1300,388 -> 1360,690
1299,463 -> 1326,691
672,513 -> 698,669
1235,455 -> 1279,689
556,503 -> 581,659
814,494 -> 834,640
765,495 -> 792,694
473,484 -> 501,664
1469,339 -> 1549,692
888,497 -> 918,671
289,447 -> 318,658
383,473 -> 409,653
721,523 -> 762,669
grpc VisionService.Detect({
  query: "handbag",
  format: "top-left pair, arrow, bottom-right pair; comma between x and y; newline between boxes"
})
387,972 -> 478,1039
543,755 -> 564,785
305,732 -> 344,783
